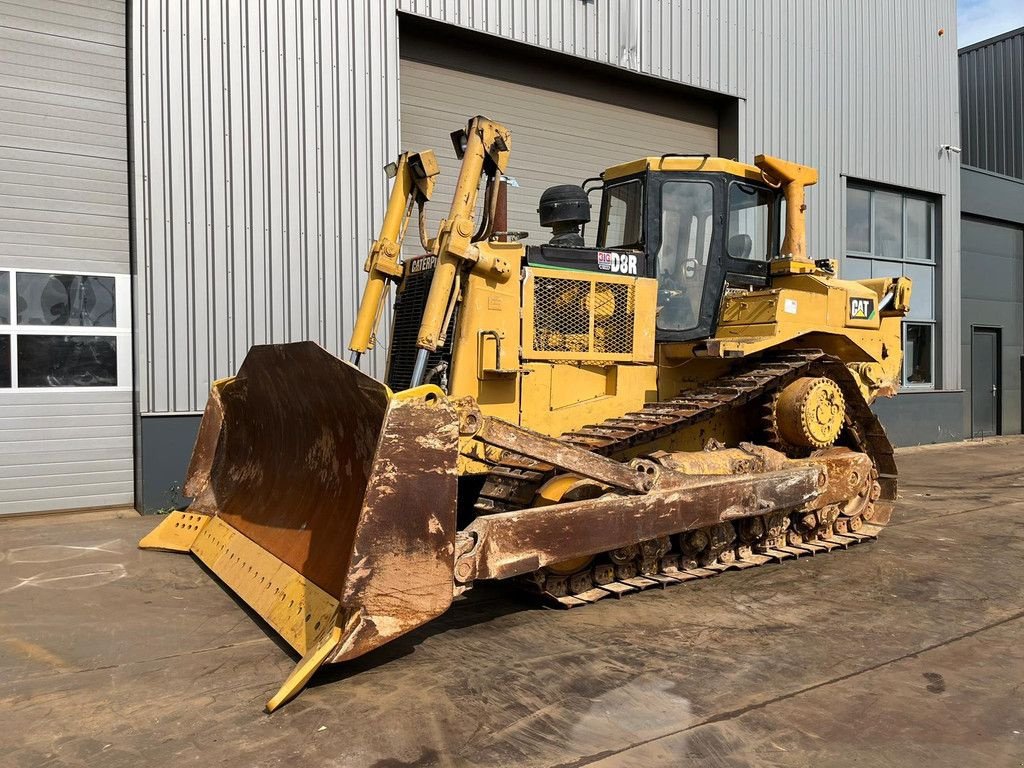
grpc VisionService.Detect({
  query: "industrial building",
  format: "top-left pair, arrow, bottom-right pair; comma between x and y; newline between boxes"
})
1,1 -> 1011,516
958,26 -> 1024,442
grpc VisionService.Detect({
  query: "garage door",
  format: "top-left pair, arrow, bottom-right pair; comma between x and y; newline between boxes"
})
961,216 -> 1024,435
400,56 -> 719,243
0,0 -> 132,515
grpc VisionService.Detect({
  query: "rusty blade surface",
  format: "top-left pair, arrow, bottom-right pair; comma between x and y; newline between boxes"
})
184,341 -> 390,598
330,391 -> 461,662
466,466 -> 824,581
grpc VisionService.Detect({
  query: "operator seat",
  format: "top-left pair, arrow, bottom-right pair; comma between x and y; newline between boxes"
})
728,234 -> 753,260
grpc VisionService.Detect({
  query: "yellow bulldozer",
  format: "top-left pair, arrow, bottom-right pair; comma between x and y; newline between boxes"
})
140,116 -> 911,711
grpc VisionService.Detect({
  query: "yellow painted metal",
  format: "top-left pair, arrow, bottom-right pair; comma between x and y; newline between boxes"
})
391,383 -> 445,403
138,511 -> 211,552
603,156 -> 766,182
661,272 -> 914,402
417,117 -> 512,352
447,241 -> 523,426
755,155 -> 819,262
769,258 -> 825,276
265,623 -> 345,713
349,150 -> 439,356
189,516 -> 340,656
535,474 -> 587,506
519,362 -> 658,439
521,267 -> 657,363
775,377 -> 846,448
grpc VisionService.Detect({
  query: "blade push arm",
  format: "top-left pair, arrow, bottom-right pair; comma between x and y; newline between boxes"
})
348,151 -> 439,364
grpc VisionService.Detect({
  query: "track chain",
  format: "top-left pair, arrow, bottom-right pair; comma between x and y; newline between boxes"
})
472,349 -> 898,607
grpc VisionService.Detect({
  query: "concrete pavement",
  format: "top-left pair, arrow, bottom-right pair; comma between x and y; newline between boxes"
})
2,437 -> 1023,767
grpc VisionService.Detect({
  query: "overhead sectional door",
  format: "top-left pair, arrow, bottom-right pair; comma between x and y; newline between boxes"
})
0,0 -> 132,515
400,55 -> 719,243
961,217 -> 1024,435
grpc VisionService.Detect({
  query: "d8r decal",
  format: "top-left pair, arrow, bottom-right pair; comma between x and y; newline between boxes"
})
597,251 -> 638,275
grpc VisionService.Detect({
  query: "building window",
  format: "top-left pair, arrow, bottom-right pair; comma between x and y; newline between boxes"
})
844,183 -> 938,388
0,269 -> 130,390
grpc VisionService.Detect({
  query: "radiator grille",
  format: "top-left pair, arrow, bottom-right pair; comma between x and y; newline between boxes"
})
385,258 -> 456,392
531,275 -> 635,357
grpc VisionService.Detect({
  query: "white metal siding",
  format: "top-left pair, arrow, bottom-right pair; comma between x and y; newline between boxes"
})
133,0 -> 963,410
0,391 -> 133,515
400,57 -> 718,240
0,0 -> 132,514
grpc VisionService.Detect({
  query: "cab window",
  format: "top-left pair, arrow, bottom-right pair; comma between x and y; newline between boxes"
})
656,181 -> 715,331
598,180 -> 643,248
727,182 -> 773,260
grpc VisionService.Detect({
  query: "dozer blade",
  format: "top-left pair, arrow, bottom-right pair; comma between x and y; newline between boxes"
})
139,341 -> 459,711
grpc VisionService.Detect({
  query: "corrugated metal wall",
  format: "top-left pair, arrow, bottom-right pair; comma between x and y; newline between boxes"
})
131,0 -> 400,413
959,28 -> 1024,181
133,0 -> 963,410
0,0 -> 133,515
400,56 -> 718,239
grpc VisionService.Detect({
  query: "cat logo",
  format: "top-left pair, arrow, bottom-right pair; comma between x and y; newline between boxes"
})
849,297 -> 875,320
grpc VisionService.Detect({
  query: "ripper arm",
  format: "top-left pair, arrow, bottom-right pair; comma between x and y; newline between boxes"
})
348,150 -> 440,364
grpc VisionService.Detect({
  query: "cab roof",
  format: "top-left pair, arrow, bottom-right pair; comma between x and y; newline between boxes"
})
603,156 -> 766,183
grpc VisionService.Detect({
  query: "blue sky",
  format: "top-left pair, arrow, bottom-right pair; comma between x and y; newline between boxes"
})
958,0 -> 1024,46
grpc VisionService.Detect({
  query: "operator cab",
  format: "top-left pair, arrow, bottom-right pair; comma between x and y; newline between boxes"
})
528,156 -> 784,342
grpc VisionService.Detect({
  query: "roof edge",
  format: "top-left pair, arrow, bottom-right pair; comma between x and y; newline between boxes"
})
959,25 -> 1024,55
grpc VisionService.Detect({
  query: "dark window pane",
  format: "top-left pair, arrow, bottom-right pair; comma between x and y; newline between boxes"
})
598,180 -> 644,249
846,187 -> 871,252
656,181 -> 715,332
16,273 -> 117,327
873,191 -> 903,259
904,263 -> 934,320
17,335 -> 117,387
905,198 -> 934,261
0,271 -> 9,324
728,182 -> 772,260
0,335 -> 9,387
904,324 -> 933,386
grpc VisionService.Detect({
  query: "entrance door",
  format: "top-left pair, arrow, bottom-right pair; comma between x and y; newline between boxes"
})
971,328 -> 1001,437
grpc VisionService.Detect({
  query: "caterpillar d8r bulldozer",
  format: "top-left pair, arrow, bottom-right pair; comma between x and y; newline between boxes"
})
140,116 -> 912,711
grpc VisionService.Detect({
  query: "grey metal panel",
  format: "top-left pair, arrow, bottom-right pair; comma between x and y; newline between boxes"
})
959,28 -> 1024,181
0,0 -> 132,515
131,0 -> 401,414
960,217 -> 1024,436
962,168 -> 1024,226
135,0 -> 962,411
871,390 -> 966,446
